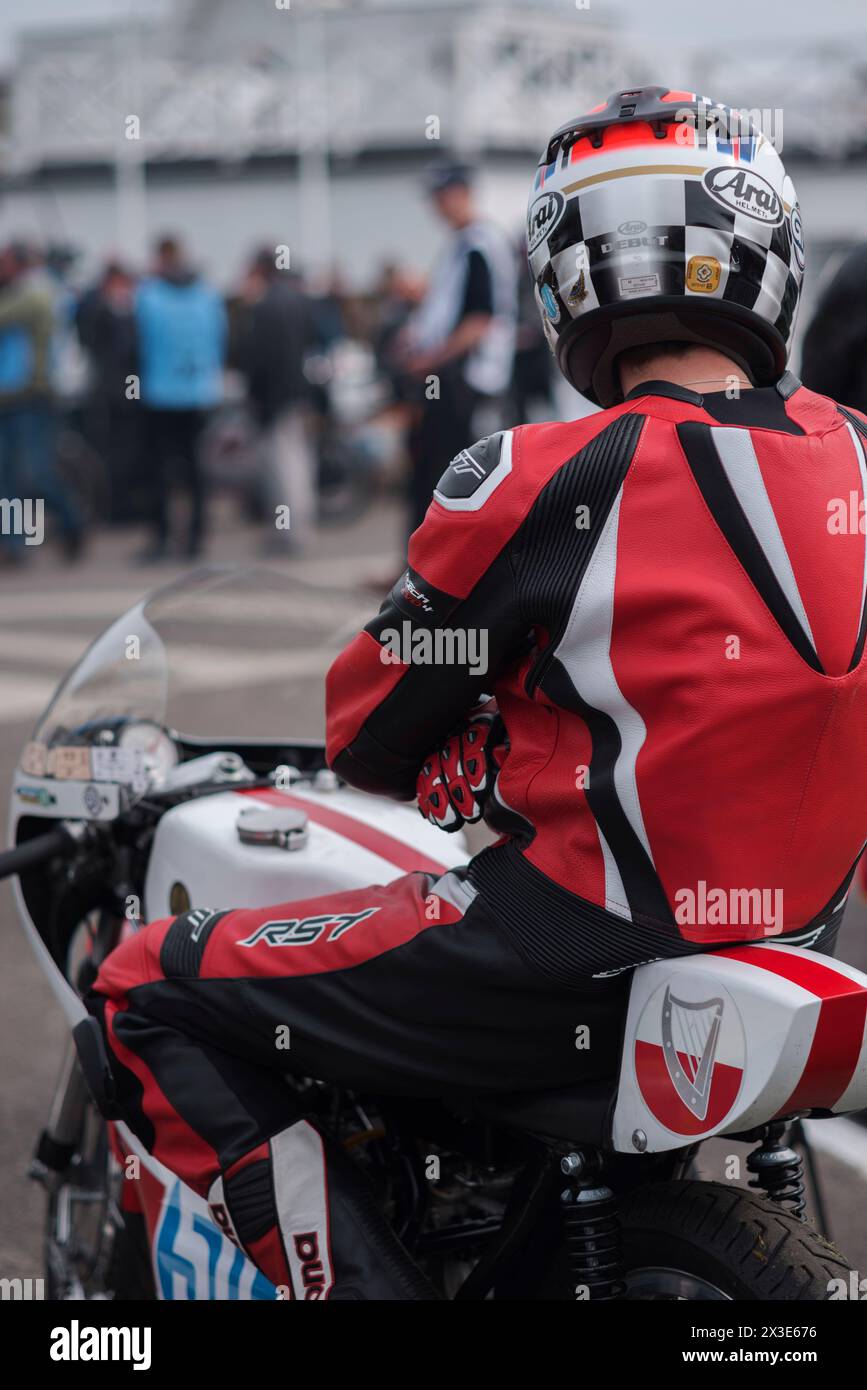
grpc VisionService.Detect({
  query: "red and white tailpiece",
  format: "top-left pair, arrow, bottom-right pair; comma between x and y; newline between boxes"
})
613,943 -> 867,1152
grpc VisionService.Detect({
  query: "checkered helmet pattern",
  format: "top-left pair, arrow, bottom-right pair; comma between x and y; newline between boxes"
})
527,87 -> 805,406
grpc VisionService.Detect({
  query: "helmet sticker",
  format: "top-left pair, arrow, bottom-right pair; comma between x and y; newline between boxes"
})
686,255 -> 722,293
789,204 -> 805,271
701,166 -> 783,225
527,190 -> 566,254
618,273 -> 660,299
539,283 -> 561,323
567,270 -> 589,306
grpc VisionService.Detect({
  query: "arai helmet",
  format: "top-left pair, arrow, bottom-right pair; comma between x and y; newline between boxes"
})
527,86 -> 805,405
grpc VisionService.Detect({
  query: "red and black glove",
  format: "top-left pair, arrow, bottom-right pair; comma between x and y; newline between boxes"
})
416,701 -> 506,832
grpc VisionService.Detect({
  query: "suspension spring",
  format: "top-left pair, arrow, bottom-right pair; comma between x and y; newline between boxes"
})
747,1126 -> 807,1220
560,1154 -> 625,1300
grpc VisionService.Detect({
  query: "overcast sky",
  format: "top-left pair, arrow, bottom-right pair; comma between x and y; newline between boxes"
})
612,0 -> 866,40
0,0 -> 865,64
0,0 -> 168,63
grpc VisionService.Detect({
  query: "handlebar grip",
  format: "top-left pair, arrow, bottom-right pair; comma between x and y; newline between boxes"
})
0,825 -> 80,882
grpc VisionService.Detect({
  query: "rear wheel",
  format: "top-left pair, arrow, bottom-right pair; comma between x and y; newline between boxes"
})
620,1180 -> 853,1301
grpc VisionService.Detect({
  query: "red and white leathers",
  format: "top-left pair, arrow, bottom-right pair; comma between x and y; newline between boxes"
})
88,870 -> 628,1298
327,376 -> 867,980
88,373 -> 867,1301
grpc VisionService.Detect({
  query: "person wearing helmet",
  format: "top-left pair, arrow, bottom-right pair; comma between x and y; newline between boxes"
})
87,88 -> 867,1298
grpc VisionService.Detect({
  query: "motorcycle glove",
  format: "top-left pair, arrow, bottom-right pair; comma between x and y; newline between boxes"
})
416,700 -> 505,833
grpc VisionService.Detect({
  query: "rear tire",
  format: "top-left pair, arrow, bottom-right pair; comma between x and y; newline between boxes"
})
620,1180 -> 854,1300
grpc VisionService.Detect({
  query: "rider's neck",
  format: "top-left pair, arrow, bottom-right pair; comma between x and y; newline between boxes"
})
618,345 -> 754,398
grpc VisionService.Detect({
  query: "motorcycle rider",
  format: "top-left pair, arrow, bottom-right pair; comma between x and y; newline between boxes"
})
86,88 -> 867,1300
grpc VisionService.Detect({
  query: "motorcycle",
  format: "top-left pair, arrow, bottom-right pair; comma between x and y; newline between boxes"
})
5,566 -> 865,1301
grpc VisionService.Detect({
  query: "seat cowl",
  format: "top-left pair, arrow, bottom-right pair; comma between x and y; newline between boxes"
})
612,944 -> 867,1154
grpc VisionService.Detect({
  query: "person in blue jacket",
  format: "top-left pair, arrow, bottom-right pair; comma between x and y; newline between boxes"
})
0,241 -> 84,563
135,236 -> 227,561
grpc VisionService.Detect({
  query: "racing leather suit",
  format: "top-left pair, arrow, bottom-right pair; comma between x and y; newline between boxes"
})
88,374 -> 867,1298
329,373 -> 867,977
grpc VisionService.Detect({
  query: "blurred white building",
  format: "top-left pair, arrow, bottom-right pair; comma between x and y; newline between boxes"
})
0,0 -> 631,284
0,0 -> 863,292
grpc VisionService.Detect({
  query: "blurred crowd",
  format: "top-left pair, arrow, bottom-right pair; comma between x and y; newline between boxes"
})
2,155 -> 867,573
0,163 -> 558,569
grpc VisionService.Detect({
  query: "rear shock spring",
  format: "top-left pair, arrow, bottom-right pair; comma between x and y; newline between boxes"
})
560,1153 -> 625,1300
746,1123 -> 807,1220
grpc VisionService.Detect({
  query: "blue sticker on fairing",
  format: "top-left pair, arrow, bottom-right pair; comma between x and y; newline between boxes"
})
154,1180 -> 276,1300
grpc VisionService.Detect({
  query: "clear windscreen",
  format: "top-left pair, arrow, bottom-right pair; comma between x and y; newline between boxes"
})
22,566 -> 373,807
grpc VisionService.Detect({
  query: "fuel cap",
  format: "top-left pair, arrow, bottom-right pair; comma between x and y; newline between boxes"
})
236,804 -> 309,851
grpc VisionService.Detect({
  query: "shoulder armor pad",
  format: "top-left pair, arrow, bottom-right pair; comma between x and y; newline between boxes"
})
433,430 -> 512,511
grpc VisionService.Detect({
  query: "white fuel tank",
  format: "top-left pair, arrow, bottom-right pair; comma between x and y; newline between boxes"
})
143,783 -> 468,920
